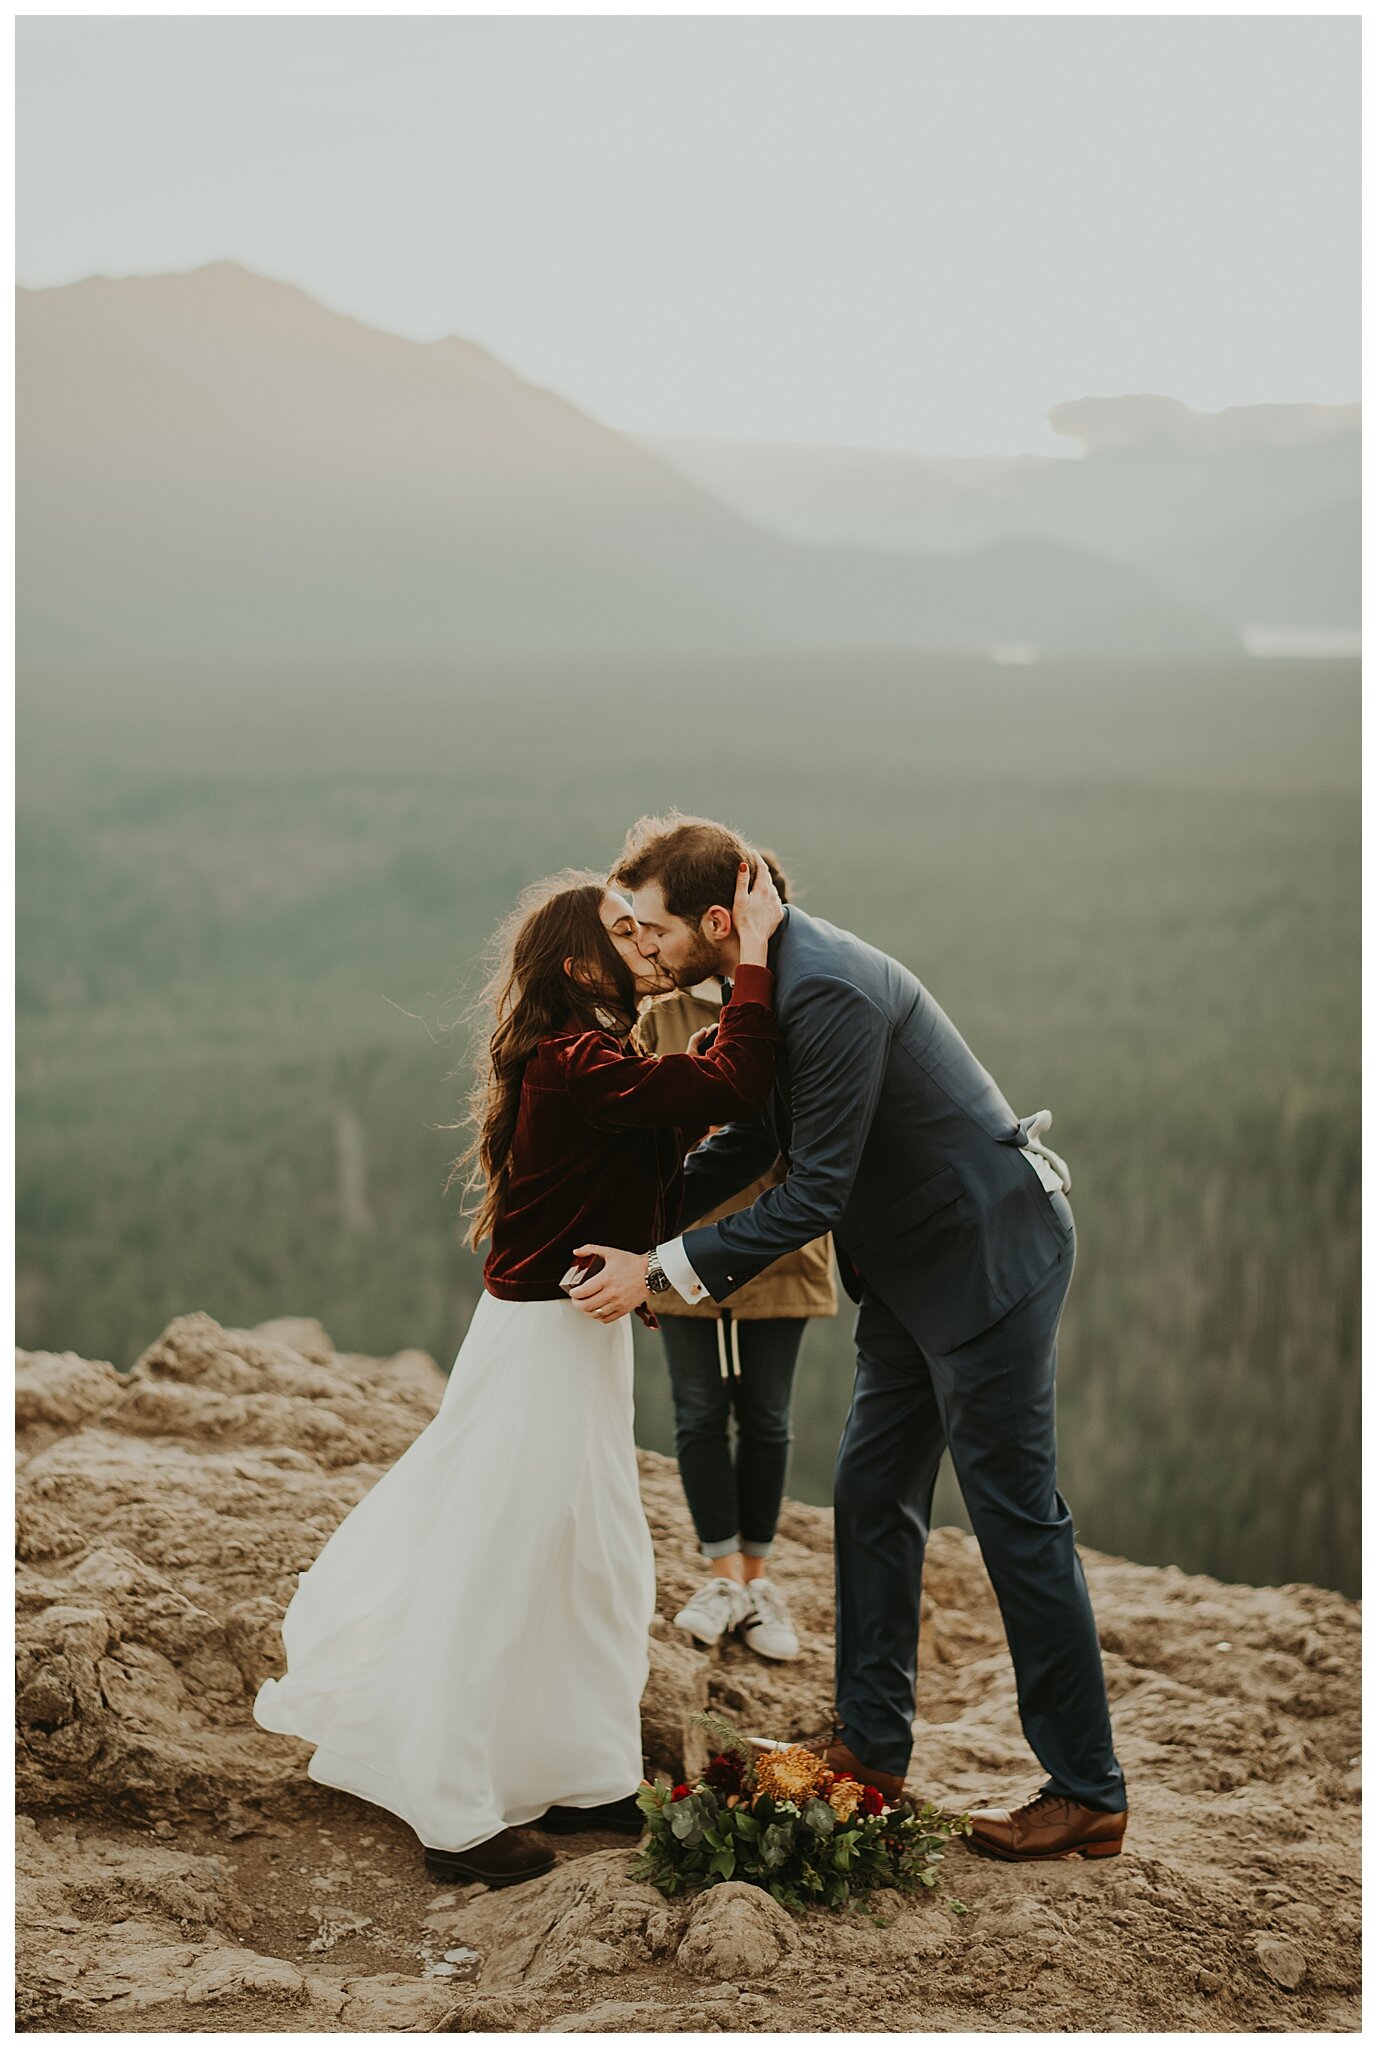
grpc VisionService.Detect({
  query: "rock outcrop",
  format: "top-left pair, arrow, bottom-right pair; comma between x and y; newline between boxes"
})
16,1314 -> 1361,2031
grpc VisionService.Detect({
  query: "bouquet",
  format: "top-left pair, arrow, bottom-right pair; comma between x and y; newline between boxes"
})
631,1713 -> 972,1915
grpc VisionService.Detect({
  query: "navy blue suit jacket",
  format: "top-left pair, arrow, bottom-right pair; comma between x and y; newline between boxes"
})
679,906 -> 1072,1355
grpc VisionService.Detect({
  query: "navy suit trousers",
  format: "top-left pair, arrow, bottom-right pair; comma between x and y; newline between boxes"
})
833,1205 -> 1127,1812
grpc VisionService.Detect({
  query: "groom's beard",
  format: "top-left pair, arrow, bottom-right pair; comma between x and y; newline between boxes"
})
663,928 -> 725,990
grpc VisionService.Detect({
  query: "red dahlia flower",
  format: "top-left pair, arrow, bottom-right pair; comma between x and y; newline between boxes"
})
860,1784 -> 886,1817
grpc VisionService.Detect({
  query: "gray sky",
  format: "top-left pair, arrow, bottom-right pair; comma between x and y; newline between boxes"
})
17,14 -> 1359,456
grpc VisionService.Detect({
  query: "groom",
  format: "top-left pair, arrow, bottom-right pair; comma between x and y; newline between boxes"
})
570,814 -> 1129,1862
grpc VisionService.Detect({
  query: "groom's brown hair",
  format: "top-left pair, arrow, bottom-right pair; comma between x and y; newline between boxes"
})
612,813 -> 761,924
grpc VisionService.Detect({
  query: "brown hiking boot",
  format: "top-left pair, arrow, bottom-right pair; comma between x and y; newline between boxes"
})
965,1789 -> 1128,1862
422,1828 -> 556,1887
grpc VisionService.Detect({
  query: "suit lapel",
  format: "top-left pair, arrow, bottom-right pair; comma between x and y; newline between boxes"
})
765,907 -> 795,1153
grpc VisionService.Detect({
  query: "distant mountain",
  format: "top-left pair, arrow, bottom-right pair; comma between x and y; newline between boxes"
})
1141,494 -> 1360,630
1046,392 -> 1358,455
18,265 -> 1236,662
642,396 -> 1359,637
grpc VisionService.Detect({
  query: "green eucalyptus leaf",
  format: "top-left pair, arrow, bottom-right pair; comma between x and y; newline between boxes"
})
760,1823 -> 795,1870
670,1806 -> 708,1846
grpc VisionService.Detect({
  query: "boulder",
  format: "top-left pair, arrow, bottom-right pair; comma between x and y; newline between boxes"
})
1254,1931 -> 1307,1990
675,1881 -> 797,1979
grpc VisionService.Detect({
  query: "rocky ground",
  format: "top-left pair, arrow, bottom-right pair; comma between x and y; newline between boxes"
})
16,1313 -> 1361,2032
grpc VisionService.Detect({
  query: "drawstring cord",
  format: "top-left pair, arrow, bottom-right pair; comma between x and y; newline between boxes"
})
714,1310 -> 743,1380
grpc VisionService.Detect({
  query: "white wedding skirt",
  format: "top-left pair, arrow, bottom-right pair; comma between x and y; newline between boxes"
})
253,1292 -> 657,1853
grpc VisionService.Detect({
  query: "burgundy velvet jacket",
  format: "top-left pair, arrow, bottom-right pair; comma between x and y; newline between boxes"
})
483,962 -> 778,1308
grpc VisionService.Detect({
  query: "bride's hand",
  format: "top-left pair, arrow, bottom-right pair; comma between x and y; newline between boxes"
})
733,856 -> 784,965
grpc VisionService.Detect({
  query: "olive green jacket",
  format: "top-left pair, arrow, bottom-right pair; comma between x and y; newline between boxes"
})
634,983 -> 838,1321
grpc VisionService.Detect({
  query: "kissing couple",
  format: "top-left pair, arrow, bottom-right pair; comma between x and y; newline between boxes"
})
255,813 -> 1129,1887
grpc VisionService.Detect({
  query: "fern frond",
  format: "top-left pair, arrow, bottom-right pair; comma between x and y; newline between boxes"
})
688,1708 -> 758,1787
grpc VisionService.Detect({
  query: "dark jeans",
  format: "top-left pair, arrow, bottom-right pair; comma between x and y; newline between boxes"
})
834,1211 -> 1128,1812
660,1313 -> 805,1560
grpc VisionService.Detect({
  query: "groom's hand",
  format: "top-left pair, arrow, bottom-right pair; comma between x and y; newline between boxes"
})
565,1245 -> 648,1321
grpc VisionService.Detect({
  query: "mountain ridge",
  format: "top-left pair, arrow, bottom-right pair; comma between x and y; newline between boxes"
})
640,396 -> 1359,634
19,265 -> 1236,662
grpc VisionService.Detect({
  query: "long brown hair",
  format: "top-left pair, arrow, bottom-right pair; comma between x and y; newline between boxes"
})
445,870 -> 642,1249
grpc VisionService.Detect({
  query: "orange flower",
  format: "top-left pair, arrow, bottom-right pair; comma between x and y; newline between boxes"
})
827,1777 -> 865,1822
753,1746 -> 829,1806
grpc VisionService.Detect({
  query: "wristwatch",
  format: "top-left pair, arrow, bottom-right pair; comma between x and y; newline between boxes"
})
644,1248 -> 673,1296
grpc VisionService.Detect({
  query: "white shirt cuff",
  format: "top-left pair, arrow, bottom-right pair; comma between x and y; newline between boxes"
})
658,1235 -> 711,1304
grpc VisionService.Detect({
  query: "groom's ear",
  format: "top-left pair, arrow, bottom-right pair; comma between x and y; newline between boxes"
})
700,905 -> 734,941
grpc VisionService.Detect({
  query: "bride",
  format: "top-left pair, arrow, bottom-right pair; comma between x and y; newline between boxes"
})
253,856 -> 782,1887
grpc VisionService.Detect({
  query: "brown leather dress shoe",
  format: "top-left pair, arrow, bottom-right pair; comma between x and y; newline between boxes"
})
422,1828 -> 557,1887
965,1790 -> 1127,1861
796,1706 -> 909,1805
818,1740 -> 908,1805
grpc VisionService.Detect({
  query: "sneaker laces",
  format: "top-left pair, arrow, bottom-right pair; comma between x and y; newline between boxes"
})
745,1580 -> 789,1629
695,1577 -> 746,1615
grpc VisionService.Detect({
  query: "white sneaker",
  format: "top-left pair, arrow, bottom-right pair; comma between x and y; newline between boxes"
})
673,1575 -> 753,1646
740,1578 -> 800,1661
